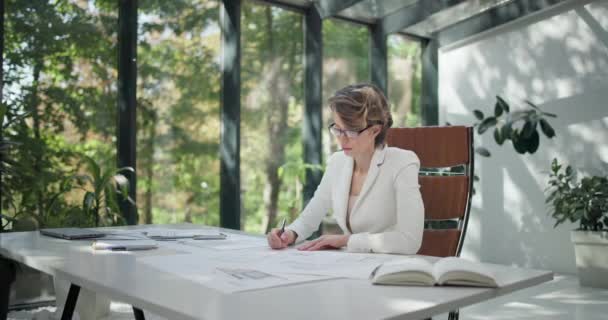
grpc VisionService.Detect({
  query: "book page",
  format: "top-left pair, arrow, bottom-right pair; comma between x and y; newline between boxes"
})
371,257 -> 435,286
433,257 -> 498,287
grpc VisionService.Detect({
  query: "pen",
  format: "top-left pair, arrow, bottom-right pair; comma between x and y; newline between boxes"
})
278,218 -> 286,236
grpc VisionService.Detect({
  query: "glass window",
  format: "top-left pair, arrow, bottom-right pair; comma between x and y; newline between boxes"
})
137,1 -> 221,226
317,19 -> 369,235
388,34 -> 422,128
2,0 -> 118,229
322,19 -> 370,159
240,2 -> 303,234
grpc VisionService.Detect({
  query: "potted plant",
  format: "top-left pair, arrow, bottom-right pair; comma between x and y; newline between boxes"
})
50,154 -> 134,319
546,158 -> 608,288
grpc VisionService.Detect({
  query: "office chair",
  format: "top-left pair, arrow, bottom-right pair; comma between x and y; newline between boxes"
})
387,126 -> 474,320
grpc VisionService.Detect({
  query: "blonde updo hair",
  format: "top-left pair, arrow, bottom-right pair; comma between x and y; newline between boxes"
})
328,83 -> 393,147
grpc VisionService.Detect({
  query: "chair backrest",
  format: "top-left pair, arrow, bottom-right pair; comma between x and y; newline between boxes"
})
386,126 -> 474,257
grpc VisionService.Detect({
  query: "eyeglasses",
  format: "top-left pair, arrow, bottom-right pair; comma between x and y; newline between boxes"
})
328,123 -> 372,139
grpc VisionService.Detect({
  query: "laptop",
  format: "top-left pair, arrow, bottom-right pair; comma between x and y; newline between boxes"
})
40,228 -> 105,240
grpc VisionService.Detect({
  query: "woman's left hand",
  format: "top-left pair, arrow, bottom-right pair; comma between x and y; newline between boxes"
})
297,235 -> 350,251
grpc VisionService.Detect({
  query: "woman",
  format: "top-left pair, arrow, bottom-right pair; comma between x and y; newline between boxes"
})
267,83 -> 424,254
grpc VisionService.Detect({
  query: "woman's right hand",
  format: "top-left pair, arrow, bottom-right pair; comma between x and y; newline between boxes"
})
267,228 -> 297,249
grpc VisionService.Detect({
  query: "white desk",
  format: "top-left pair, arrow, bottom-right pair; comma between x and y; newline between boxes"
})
0,225 -> 553,320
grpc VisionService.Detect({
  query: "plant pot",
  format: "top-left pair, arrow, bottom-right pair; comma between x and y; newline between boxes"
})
571,230 -> 608,289
53,276 -> 111,320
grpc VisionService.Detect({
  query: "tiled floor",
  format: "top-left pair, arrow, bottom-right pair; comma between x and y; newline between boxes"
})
8,275 -> 608,320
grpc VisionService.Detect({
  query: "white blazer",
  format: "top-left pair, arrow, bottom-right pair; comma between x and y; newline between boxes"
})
288,146 -> 424,255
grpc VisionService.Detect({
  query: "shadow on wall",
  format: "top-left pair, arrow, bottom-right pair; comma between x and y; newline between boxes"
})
440,1 -> 608,274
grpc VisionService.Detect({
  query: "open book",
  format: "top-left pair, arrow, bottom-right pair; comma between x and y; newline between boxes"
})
370,257 -> 499,287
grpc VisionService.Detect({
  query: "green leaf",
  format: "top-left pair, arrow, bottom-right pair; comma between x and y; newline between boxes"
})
539,118 -> 555,138
522,120 -> 537,139
551,158 -> 560,173
473,110 -> 484,121
494,102 -> 503,117
103,185 -> 121,219
83,192 -> 96,212
496,96 -> 510,113
96,169 -> 115,198
512,132 -> 528,154
82,155 -> 101,183
493,127 -> 505,145
72,174 -> 94,187
546,191 -> 557,203
46,190 -> 69,217
525,130 -> 540,154
501,122 -> 513,141
524,100 -> 541,110
475,147 -> 491,157
477,117 -> 497,134
0,104 -> 6,122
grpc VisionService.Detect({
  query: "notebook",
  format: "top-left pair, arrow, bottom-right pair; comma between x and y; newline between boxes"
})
40,228 -> 105,240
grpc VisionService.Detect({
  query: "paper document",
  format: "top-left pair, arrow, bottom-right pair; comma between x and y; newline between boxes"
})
178,233 -> 267,251
248,250 -> 410,279
139,253 -> 335,293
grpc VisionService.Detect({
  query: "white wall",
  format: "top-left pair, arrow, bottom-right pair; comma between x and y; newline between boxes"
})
438,0 -> 608,274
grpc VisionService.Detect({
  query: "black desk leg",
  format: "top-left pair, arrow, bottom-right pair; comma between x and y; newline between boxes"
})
448,309 -> 460,320
133,307 -> 145,320
0,258 -> 17,320
59,283 -> 144,320
60,284 -> 80,320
